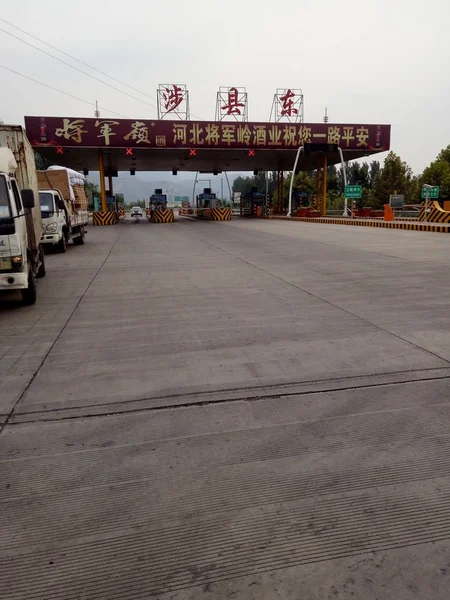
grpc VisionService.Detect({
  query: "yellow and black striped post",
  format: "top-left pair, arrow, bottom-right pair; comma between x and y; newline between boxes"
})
150,209 -> 175,223
418,201 -> 450,223
93,211 -> 117,226
211,207 -> 232,221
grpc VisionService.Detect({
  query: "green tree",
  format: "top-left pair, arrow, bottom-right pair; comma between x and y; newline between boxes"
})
419,145 -> 450,199
85,182 -> 100,198
346,163 -> 370,207
268,171 -> 278,197
232,172 -> 277,200
337,166 -> 347,193
34,151 -> 54,170
437,145 -> 450,164
371,152 -> 416,209
327,165 -> 339,193
285,172 -> 315,196
420,161 -> 450,199
336,161 -> 378,208
349,162 -> 369,189
85,182 -> 100,211
281,171 -> 316,210
369,161 -> 380,187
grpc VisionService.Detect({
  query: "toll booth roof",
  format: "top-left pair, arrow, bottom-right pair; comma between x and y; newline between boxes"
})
25,117 -> 391,173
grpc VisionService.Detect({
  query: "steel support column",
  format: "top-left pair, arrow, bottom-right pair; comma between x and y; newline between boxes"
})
276,171 -> 280,213
98,149 -> 107,212
108,173 -> 115,211
316,154 -> 327,217
276,171 -> 284,214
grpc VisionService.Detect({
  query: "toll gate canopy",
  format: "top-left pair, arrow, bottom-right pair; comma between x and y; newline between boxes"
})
25,117 -> 391,173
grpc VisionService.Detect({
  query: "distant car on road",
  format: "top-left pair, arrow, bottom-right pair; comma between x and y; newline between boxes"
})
131,206 -> 143,217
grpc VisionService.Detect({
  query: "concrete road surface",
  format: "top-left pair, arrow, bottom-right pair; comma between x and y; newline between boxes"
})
1,217 -> 450,599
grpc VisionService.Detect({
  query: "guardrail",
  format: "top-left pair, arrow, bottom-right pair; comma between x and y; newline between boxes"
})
326,210 -> 420,219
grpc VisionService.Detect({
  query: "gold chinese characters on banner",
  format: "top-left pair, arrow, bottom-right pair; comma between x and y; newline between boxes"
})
37,117 -> 383,150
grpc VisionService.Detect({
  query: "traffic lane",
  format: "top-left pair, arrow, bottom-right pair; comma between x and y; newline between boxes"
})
0,266 -> 94,420
229,218 -> 450,265
0,227 -> 120,421
13,221 -> 448,414
12,327 -> 447,415
3,373 -> 450,459
2,378 -> 450,598
193,219 -> 450,362
3,219 -> 450,600
161,541 -> 449,600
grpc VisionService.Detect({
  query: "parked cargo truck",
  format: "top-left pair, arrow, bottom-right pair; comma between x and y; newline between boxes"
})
37,168 -> 88,252
0,125 -> 45,305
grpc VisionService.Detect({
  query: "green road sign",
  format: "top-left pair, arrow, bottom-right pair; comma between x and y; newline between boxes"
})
345,185 -> 362,199
421,186 -> 439,199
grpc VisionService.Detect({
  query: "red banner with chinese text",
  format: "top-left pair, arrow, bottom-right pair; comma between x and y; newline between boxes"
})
25,117 -> 390,152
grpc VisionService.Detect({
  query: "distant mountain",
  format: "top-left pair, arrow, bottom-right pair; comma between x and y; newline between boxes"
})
87,171 -> 243,202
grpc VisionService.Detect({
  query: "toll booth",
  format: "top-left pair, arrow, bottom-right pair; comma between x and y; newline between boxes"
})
240,187 -> 266,217
197,188 -> 217,218
291,188 -> 311,216
150,188 -> 168,210
180,199 -> 193,215
292,188 -> 310,211
148,188 -> 174,223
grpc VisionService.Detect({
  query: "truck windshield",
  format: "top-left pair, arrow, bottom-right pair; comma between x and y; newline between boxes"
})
0,175 -> 12,219
39,192 -> 55,218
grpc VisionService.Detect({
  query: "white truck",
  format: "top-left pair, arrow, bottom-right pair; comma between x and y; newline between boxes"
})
38,168 -> 88,252
0,125 -> 45,305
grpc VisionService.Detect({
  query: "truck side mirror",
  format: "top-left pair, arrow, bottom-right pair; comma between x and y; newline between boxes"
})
57,199 -> 65,211
21,189 -> 35,209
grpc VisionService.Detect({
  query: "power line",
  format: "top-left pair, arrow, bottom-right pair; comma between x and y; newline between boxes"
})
0,17 -> 204,121
0,16 -> 159,106
0,64 -> 128,118
0,26 -> 158,113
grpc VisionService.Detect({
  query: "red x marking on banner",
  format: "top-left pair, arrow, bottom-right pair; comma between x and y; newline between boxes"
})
56,147 -> 64,155
248,149 -> 255,157
189,149 -> 196,157
125,148 -> 133,156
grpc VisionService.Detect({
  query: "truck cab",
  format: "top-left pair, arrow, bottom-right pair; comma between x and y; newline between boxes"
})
37,168 -> 87,252
39,189 -> 69,252
0,158 -> 45,305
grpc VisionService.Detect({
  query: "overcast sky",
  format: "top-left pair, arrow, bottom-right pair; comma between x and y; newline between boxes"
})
1,0 -> 449,174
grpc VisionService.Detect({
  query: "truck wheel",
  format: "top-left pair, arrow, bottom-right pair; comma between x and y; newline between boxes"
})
73,228 -> 85,245
37,245 -> 46,278
58,236 -> 67,253
21,268 -> 37,306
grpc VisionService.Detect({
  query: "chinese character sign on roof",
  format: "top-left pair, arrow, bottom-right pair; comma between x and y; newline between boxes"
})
270,89 -> 304,123
25,117 -> 391,152
216,87 -> 248,122
157,84 -> 190,120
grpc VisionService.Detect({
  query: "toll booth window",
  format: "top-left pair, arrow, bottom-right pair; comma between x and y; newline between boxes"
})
10,179 -> 22,214
0,176 -> 12,219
